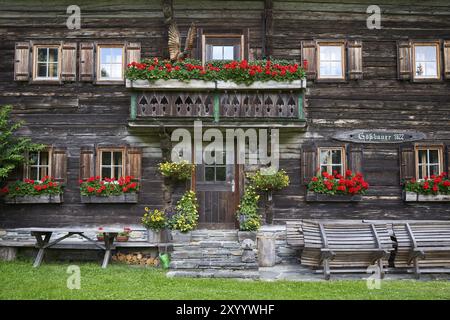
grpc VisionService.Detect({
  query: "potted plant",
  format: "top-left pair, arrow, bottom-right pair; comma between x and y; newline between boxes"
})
306,170 -> 369,202
142,207 -> 168,243
96,227 -> 105,241
236,186 -> 260,241
403,172 -> 450,202
79,176 -> 139,203
168,190 -> 199,243
247,168 -> 290,224
2,176 -> 64,204
116,227 -> 131,242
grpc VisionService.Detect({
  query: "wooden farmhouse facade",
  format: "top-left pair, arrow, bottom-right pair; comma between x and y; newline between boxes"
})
1,0 -> 450,230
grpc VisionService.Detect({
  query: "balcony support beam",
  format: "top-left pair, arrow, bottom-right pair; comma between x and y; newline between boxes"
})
213,93 -> 220,123
130,92 -> 137,120
298,92 -> 304,120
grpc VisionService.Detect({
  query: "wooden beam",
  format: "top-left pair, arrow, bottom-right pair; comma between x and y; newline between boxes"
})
263,0 -> 273,59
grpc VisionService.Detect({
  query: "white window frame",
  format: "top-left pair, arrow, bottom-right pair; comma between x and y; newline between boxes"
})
317,43 -> 346,80
202,34 -> 244,64
98,149 -> 125,179
96,45 -> 125,82
33,45 -> 61,81
318,147 -> 346,175
25,150 -> 52,180
416,147 -> 443,180
413,43 -> 440,80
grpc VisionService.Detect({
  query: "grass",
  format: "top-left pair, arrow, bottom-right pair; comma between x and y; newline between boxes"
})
1,260 -> 450,300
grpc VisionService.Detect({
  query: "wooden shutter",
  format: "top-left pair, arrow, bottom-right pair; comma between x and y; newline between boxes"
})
446,144 -> 450,175
126,42 -> 141,66
397,41 -> 412,80
61,42 -> 77,82
80,146 -> 95,180
126,147 -> 142,180
301,40 -> 317,80
79,42 -> 94,82
347,40 -> 363,80
444,40 -> 450,80
243,28 -> 250,60
347,145 -> 363,174
399,144 -> 415,183
14,42 -> 31,81
301,144 -> 317,185
51,147 -> 67,184
195,28 -> 204,61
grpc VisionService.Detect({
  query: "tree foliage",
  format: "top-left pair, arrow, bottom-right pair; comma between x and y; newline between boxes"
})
0,105 -> 44,182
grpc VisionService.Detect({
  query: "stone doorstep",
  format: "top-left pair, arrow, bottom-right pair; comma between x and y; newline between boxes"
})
166,270 -> 260,279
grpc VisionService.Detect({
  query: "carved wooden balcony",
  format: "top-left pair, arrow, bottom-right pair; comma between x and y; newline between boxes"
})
126,79 -> 307,128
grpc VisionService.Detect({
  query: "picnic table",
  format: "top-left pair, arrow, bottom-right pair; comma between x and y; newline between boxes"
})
15,227 -> 123,268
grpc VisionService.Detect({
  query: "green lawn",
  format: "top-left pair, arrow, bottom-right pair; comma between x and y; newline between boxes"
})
1,260 -> 450,300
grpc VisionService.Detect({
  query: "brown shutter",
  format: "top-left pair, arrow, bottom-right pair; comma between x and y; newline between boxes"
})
347,145 -> 363,174
243,28 -> 250,60
51,147 -> 67,184
61,42 -> 77,82
195,28 -> 204,61
80,146 -> 95,180
126,147 -> 142,180
397,41 -> 412,80
126,42 -> 141,66
301,40 -> 317,80
444,40 -> 450,80
301,144 -> 317,185
446,144 -> 450,175
14,42 -> 31,81
347,40 -> 363,80
399,144 -> 415,184
79,42 -> 94,82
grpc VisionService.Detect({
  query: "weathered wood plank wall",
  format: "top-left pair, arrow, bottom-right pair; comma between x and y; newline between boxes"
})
0,0 -> 449,228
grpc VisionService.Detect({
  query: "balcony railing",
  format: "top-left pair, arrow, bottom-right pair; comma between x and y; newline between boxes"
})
126,79 -> 306,127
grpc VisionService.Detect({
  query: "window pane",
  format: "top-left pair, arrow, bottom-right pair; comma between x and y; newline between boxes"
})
39,166 -> 48,179
114,166 -> 122,178
417,150 -> 427,165
212,46 -> 223,60
223,46 -> 234,60
37,48 -> 48,62
30,167 -> 38,180
102,167 -> 111,179
331,150 -> 342,164
102,152 -> 112,166
40,152 -> 49,165
48,63 -> 58,78
205,166 -> 215,181
416,46 -> 436,62
429,150 -> 439,164
110,64 -> 122,78
332,165 -> 342,175
100,65 -> 110,78
37,63 -> 47,77
48,48 -> 59,63
320,150 -> 331,165
29,152 -> 39,164
418,165 -> 426,180
100,48 -> 111,64
429,165 -> 440,177
113,152 -> 122,166
216,166 -> 226,181
320,46 -> 342,77
110,48 -> 123,63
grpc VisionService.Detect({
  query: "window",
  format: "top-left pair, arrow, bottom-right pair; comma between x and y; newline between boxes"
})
26,151 -> 51,180
319,147 -> 345,175
33,46 -> 60,80
318,43 -> 345,79
413,44 -> 440,79
204,151 -> 226,182
99,149 -> 125,179
203,35 -> 244,63
97,45 -> 124,81
416,147 -> 443,180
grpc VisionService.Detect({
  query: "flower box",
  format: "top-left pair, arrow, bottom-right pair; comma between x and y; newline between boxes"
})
170,230 -> 192,243
305,191 -> 362,202
126,79 -> 216,90
403,191 -> 450,202
80,193 -> 138,204
216,79 -> 306,90
4,194 -> 63,204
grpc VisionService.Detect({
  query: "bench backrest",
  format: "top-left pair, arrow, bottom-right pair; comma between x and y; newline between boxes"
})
393,222 -> 450,248
286,220 -> 304,247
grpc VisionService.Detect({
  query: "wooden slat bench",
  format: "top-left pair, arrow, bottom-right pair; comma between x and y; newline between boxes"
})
285,220 -> 304,248
300,220 -> 394,279
392,221 -> 450,278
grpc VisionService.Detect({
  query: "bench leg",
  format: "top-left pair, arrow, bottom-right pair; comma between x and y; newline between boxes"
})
101,233 -> 117,269
32,232 -> 51,268
413,257 -> 420,279
102,250 -> 111,269
323,259 -> 331,280
33,248 -> 46,268
377,258 -> 385,279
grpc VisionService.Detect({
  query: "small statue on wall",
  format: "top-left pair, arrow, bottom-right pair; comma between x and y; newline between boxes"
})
168,22 -> 196,61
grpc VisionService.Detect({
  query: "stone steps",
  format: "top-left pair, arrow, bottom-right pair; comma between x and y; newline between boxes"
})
169,229 -> 258,271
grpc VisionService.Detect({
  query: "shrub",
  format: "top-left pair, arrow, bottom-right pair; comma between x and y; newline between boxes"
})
308,170 -> 369,195
168,190 -> 199,233
142,208 -> 167,231
1,176 -> 63,197
404,172 -> 449,195
80,176 -> 139,196
236,186 -> 261,231
158,160 -> 194,181
247,168 -> 290,192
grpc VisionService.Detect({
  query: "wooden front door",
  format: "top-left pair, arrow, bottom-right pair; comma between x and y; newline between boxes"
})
195,151 -> 240,229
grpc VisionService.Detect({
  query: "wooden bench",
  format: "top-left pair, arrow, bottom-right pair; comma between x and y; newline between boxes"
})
392,222 -> 450,278
285,220 -> 304,248
300,220 -> 394,279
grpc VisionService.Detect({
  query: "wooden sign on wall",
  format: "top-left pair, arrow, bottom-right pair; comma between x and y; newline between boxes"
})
333,130 -> 426,144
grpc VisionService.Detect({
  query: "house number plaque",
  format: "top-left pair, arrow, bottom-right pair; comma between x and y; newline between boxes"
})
333,130 -> 426,144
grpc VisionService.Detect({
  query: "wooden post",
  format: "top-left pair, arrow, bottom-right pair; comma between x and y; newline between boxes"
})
213,93 -> 220,123
130,92 -> 137,120
263,0 -> 273,58
298,92 -> 304,120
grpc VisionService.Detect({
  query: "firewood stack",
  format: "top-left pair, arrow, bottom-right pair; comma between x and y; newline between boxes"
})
112,252 -> 160,267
